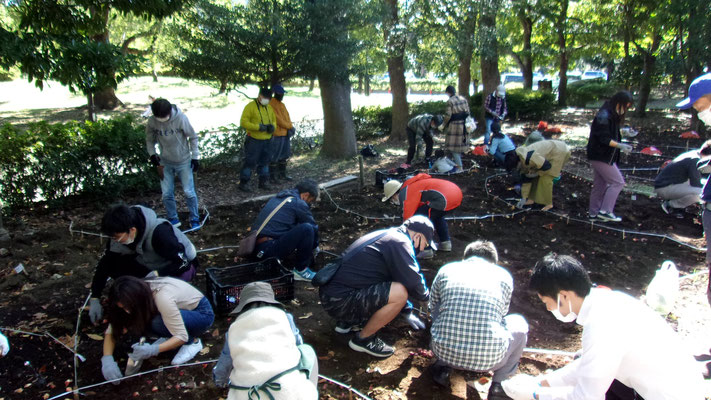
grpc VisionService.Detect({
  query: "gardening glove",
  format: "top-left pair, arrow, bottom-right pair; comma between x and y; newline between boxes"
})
129,342 -> 160,361
404,312 -> 425,330
258,123 -> 268,132
437,123 -> 445,132
0,332 -> 9,356
313,246 -> 321,257
266,124 -> 275,133
149,154 -> 161,167
287,128 -> 296,137
501,374 -> 539,400
101,355 -> 123,384
617,143 -> 633,154
191,159 -> 200,172
89,298 -> 103,325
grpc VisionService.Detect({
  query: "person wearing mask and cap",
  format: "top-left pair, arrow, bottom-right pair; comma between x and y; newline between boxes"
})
500,253 -> 704,400
318,216 -> 433,358
211,282 -> 318,399
438,86 -> 470,172
586,91 -> 634,223
269,84 -> 295,183
677,72 -> 711,305
146,98 -> 201,229
485,85 -> 508,147
382,174 -> 462,259
405,113 -> 443,166
239,87 -> 277,192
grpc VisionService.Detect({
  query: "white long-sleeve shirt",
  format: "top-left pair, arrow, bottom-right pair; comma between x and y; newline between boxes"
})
539,288 -> 704,400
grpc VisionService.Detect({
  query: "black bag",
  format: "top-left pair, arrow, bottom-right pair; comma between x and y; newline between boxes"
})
360,144 -> 379,157
311,231 -> 388,287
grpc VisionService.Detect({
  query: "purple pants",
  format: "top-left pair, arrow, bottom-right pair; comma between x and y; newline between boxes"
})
589,161 -> 625,215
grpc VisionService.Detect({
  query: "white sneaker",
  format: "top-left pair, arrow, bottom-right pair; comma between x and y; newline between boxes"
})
171,339 -> 203,365
438,240 -> 452,252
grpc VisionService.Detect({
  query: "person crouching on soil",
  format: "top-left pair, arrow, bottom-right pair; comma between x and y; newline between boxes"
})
318,216 -> 434,358
488,121 -> 517,169
100,276 -> 214,383
654,140 -> 711,219
428,240 -> 528,400
508,139 -> 570,211
381,173 -> 462,259
212,282 -> 318,399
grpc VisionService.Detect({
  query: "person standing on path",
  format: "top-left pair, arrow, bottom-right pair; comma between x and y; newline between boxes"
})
146,98 -> 201,229
239,87 -> 277,192
586,91 -> 634,223
269,84 -> 295,183
484,85 -> 508,146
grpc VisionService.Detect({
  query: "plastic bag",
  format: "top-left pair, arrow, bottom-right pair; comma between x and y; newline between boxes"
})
465,116 -> 477,134
645,260 -> 679,315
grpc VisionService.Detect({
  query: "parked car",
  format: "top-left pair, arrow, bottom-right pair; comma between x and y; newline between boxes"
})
582,70 -> 607,81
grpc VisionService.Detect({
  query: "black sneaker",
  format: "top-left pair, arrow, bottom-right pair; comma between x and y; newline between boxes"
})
334,321 -> 362,334
488,381 -> 513,400
348,335 -> 394,358
428,363 -> 451,387
661,201 -> 671,215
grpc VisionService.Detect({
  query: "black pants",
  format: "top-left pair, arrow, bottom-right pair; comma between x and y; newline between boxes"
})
606,380 -> 642,400
406,128 -> 433,164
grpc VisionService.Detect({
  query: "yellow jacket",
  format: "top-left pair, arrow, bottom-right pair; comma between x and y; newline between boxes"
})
270,98 -> 293,137
240,100 -> 277,140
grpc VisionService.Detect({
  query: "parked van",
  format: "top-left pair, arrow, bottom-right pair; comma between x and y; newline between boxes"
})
582,70 -> 607,80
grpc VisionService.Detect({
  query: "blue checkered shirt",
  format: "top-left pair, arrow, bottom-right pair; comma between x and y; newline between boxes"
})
429,258 -> 513,371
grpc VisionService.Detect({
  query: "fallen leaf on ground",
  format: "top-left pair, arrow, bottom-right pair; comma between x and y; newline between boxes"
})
86,333 -> 103,341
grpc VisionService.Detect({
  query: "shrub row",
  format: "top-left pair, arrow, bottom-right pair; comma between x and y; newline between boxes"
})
353,89 -> 556,138
566,79 -> 620,107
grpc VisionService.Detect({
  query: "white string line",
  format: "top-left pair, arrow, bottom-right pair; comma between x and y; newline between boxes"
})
0,327 -> 86,361
68,206 -> 211,238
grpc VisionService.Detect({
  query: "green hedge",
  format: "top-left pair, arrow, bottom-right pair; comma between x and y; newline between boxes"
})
0,116 -> 155,209
567,79 -> 620,107
353,89 -> 554,137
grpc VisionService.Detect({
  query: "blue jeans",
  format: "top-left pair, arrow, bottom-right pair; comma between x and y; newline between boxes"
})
150,297 -> 214,342
255,223 -> 317,271
161,160 -> 199,222
240,136 -> 271,181
415,205 -> 450,242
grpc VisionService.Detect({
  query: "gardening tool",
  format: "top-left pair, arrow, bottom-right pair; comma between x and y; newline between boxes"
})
125,337 -> 146,376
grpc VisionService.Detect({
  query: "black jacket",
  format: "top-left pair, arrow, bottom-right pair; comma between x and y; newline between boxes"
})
587,103 -> 622,165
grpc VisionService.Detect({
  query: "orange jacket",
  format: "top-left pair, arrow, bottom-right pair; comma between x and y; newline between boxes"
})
270,98 -> 293,137
398,174 -> 462,219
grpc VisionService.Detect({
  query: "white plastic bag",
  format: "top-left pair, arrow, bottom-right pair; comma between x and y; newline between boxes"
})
645,260 -> 679,315
465,116 -> 477,134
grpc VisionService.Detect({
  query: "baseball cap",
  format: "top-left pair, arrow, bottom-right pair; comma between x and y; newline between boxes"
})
676,73 -> 711,109
402,215 -> 437,250
272,84 -> 287,94
230,281 -> 280,314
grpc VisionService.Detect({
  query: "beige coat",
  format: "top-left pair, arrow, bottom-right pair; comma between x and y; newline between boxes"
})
515,140 -> 570,177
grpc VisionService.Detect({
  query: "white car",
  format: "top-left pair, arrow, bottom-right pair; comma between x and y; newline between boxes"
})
582,70 -> 608,80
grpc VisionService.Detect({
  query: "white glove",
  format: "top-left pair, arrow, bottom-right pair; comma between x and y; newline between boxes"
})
313,246 -> 321,257
0,332 -> 9,356
617,143 -> 633,153
101,355 -> 123,384
404,312 -> 425,330
437,123 -> 445,132
89,298 -> 103,324
501,374 -> 539,400
516,198 -> 528,209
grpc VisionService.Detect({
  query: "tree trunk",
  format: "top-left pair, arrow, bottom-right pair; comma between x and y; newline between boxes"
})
218,80 -> 227,95
90,7 -> 121,110
309,78 -> 315,92
635,34 -> 661,118
384,0 -> 408,142
479,0 -> 500,98
365,75 -> 371,96
357,75 -> 363,94
87,93 -> 96,122
0,206 -> 9,244
458,44 -> 473,98
318,75 -> 357,158
556,0 -> 569,107
519,10 -> 533,90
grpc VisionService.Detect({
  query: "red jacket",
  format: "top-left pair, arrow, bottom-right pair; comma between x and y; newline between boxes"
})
398,174 -> 462,219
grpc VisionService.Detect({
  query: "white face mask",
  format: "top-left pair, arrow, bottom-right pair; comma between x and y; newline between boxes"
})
698,107 -> 711,126
155,116 -> 170,122
551,293 -> 577,323
260,98 -> 270,106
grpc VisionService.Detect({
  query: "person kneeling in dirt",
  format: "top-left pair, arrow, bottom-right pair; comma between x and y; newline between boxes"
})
654,140 -> 711,219
508,139 -> 570,212
249,179 -> 320,282
428,241 -> 527,399
211,282 -> 318,399
382,173 -> 462,259
501,253 -> 705,400
318,216 -> 434,358
488,121 -> 518,169
88,204 -> 199,325
405,113 -> 443,166
100,276 -> 214,383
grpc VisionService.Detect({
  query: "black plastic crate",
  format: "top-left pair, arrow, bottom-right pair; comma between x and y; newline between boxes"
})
206,257 -> 294,314
375,168 -> 411,188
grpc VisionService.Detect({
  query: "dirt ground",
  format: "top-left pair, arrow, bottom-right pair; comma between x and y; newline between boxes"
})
1,109 -> 711,400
